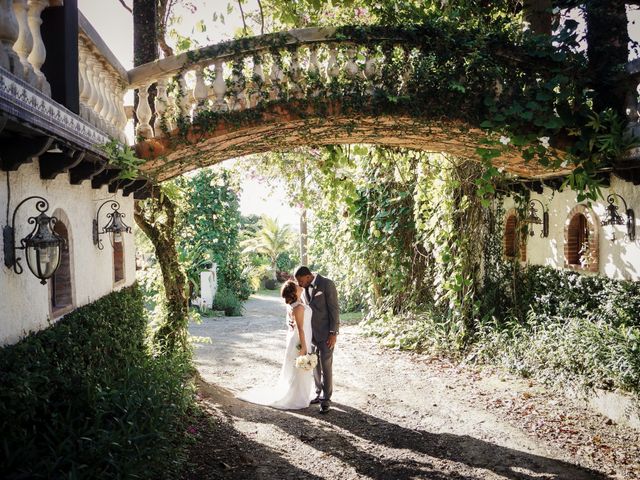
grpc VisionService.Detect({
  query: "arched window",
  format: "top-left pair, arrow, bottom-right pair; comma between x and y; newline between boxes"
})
504,213 -> 517,258
503,209 -> 526,261
50,216 -> 74,316
113,236 -> 125,284
565,205 -> 599,272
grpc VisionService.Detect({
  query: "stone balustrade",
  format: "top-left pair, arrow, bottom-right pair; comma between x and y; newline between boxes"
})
126,27 -> 421,140
0,0 -> 61,95
77,29 -> 128,142
0,3 -> 127,141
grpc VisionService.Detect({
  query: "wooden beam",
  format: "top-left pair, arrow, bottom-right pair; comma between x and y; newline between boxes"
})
39,148 -> 85,180
91,168 -> 121,189
69,157 -> 107,184
0,136 -> 53,171
122,179 -> 149,196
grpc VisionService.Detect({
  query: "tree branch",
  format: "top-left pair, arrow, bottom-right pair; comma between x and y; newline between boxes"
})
237,0 -> 248,36
257,0 -> 264,35
117,0 -> 132,13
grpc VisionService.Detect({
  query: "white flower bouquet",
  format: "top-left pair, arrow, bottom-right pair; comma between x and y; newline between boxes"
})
295,353 -> 318,371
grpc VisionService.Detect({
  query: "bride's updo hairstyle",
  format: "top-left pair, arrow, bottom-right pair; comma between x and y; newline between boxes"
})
281,280 -> 298,305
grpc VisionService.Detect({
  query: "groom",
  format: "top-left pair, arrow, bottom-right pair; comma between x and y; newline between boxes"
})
294,266 -> 340,414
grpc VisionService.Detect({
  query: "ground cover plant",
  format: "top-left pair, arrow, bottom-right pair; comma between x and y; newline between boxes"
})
0,286 -> 195,479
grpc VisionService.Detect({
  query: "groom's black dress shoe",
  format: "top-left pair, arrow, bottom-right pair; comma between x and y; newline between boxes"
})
310,396 -> 322,404
319,404 -> 331,414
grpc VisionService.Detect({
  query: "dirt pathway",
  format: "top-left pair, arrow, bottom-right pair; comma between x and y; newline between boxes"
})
185,294 -> 640,480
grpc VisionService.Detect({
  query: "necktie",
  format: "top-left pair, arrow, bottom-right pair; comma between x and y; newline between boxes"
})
306,286 -> 312,302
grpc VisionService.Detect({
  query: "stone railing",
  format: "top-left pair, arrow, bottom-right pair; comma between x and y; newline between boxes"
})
126,27 -> 420,139
0,0 -> 62,95
0,3 -> 127,141
78,13 -> 128,142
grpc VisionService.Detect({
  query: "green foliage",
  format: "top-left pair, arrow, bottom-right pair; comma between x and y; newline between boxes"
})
0,286 -> 194,479
174,168 -> 251,303
241,215 -> 294,279
101,139 -> 145,180
213,286 -> 244,316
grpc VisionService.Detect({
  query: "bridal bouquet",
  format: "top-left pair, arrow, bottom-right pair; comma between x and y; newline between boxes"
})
295,353 -> 318,371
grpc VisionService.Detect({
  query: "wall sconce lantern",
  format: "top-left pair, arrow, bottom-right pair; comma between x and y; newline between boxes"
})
524,199 -> 549,237
93,200 -> 131,250
601,193 -> 635,241
2,196 -> 65,284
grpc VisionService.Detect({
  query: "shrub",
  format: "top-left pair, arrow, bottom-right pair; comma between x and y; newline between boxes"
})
213,287 -> 244,316
0,286 -> 194,479
264,278 -> 279,290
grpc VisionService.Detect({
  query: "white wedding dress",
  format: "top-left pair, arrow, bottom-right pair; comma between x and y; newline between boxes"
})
239,301 -> 315,409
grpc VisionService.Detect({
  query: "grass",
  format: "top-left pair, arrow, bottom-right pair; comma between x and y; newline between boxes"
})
341,311 -> 364,326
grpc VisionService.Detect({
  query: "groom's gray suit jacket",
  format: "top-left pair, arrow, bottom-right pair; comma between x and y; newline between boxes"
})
307,274 -> 340,343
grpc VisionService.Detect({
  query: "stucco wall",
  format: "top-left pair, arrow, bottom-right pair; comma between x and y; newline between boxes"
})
0,162 -> 136,346
501,176 -> 640,281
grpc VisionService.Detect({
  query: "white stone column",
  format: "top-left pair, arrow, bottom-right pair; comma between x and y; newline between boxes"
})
26,0 -> 50,95
0,0 -> 20,74
135,83 -> 153,138
154,77 -> 168,137
12,0 -> 36,84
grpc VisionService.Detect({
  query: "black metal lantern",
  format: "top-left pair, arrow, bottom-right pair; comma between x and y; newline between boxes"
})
93,200 -> 132,249
601,193 -> 635,241
523,199 -> 549,237
3,196 -> 65,285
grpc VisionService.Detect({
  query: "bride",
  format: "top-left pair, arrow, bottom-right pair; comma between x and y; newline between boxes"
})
239,280 -> 315,409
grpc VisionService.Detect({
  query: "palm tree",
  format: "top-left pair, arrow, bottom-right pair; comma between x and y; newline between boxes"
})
241,216 -> 292,280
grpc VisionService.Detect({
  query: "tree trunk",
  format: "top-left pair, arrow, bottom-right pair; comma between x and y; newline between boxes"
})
523,0 -> 552,35
135,193 -> 189,352
133,0 -> 188,353
133,0 -> 157,66
299,165 -> 308,266
585,0 -> 630,114
133,0 -> 157,130
299,208 -> 308,266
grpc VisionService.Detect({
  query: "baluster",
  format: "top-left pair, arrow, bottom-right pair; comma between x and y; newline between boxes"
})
115,83 -> 128,142
84,56 -> 100,127
288,48 -> 304,99
178,72 -> 192,117
26,0 -> 50,95
135,83 -> 154,139
399,46 -> 412,93
327,45 -> 339,80
230,58 -> 246,111
364,46 -> 378,95
249,53 -> 265,107
154,77 -> 169,137
96,63 -> 110,130
100,72 -> 116,126
307,46 -> 322,97
345,45 -> 360,80
269,51 -> 284,100
12,0 -> 36,83
77,42 -> 91,122
167,75 -> 180,130
193,65 -> 208,113
0,0 -> 20,74
380,43 -> 395,91
211,59 -> 228,111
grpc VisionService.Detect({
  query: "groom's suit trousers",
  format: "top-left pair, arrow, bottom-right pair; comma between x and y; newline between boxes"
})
313,339 -> 333,405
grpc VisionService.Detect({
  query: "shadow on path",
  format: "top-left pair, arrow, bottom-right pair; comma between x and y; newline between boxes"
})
200,381 -> 608,480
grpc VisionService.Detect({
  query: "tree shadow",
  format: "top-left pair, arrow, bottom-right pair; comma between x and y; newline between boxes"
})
205,382 -> 609,480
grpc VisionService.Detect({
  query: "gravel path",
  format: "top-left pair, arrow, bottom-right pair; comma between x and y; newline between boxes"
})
185,294 -> 639,480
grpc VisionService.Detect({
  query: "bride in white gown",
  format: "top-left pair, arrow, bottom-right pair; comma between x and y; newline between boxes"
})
239,280 -> 315,409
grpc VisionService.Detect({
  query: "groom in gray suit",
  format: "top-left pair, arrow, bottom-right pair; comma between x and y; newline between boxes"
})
294,266 -> 339,414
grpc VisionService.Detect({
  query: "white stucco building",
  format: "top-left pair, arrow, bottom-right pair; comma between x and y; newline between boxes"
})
502,175 -> 640,281
0,3 -> 150,346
